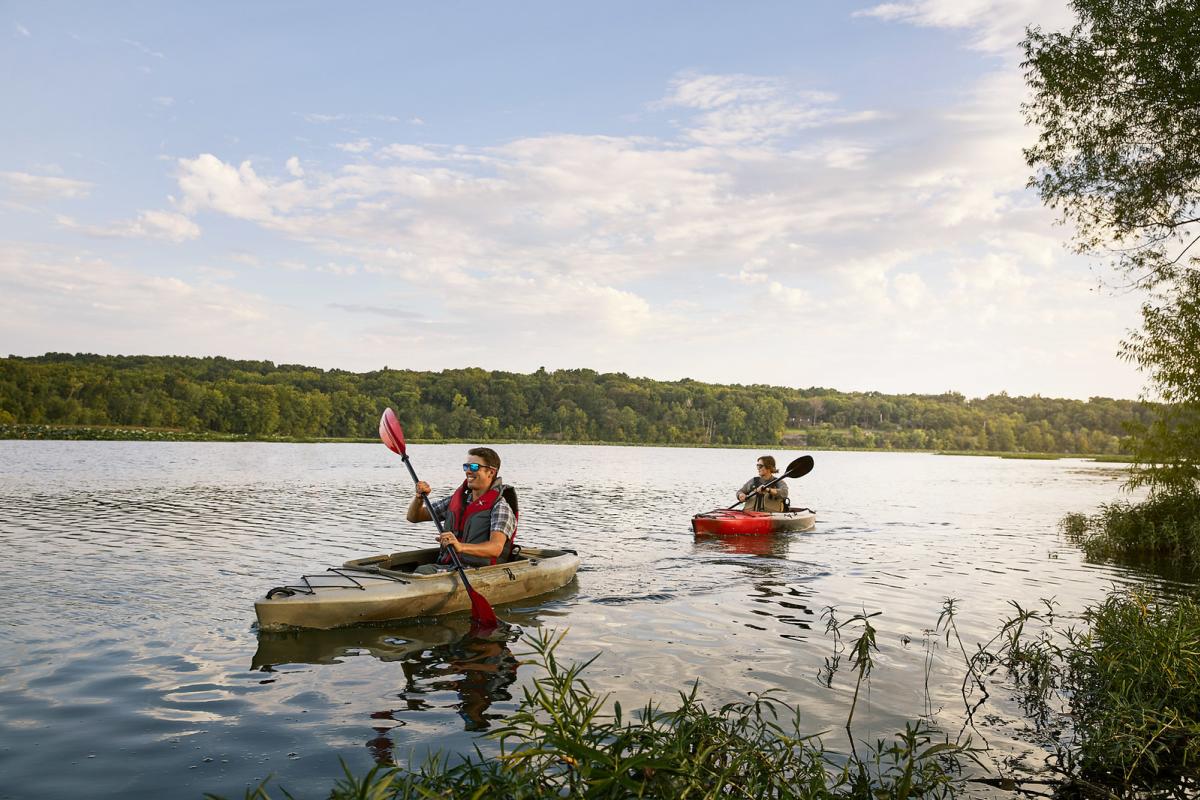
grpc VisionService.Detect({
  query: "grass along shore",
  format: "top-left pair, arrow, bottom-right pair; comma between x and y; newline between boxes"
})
210,589 -> 1200,799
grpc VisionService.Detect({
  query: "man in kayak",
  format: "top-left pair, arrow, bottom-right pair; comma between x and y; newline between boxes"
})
407,446 -> 518,571
737,455 -> 789,512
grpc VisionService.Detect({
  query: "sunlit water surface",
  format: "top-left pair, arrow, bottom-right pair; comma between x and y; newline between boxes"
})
0,441 -> 1194,799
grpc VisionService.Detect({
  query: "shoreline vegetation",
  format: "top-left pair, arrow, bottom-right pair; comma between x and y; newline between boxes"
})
211,590 -> 1200,800
0,353 -> 1148,457
1063,489 -> 1200,567
0,423 -> 1133,462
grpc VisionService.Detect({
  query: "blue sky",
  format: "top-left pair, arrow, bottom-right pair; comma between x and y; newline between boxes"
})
1,1 -> 1144,399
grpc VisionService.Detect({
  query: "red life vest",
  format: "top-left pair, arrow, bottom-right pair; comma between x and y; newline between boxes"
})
439,480 -> 518,566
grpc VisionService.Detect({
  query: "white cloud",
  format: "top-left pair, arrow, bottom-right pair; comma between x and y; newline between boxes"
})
2,171 -> 92,200
732,260 -> 770,284
823,143 -> 872,169
153,96 -> 174,107
892,271 -> 928,309
659,73 -> 870,146
660,73 -> 784,110
122,38 -> 165,59
134,210 -> 201,241
302,112 -> 345,124
856,0 -> 1074,55
57,210 -> 201,242
766,281 -> 811,309
15,23 -> 31,37
949,252 -> 1034,293
17,61 -> 1135,397
167,68 -> 1050,315
335,138 -> 372,153
176,154 -> 288,222
380,144 -> 441,161
0,246 -> 282,356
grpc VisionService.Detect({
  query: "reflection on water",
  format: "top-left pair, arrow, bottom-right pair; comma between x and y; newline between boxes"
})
395,629 -> 518,736
1,442 -> 1194,799
253,618 -> 523,750
693,531 -> 795,557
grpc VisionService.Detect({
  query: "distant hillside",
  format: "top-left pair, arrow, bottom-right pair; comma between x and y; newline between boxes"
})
0,353 -> 1151,454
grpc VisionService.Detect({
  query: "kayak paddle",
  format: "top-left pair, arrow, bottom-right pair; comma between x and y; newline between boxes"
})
379,407 -> 499,629
728,455 -> 814,510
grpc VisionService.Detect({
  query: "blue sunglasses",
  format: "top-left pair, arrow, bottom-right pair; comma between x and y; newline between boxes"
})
462,462 -> 494,473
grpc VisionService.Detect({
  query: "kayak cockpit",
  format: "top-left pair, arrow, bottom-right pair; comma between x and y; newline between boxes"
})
342,546 -> 572,576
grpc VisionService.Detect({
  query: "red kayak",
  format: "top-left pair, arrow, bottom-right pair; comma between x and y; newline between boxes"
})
691,509 -> 817,536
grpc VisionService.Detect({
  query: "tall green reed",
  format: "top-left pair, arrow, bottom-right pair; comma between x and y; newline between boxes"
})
211,587 -> 1199,799
211,626 -> 980,800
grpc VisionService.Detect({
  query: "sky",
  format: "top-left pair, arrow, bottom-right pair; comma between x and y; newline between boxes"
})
0,1 -> 1146,400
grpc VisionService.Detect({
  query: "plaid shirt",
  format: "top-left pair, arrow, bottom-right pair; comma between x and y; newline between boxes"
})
427,478 -> 516,539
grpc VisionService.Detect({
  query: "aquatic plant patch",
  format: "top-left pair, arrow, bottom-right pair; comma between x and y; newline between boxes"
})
988,590 -> 1200,796
209,628 -> 980,800
209,590 -> 1200,799
1062,488 -> 1200,563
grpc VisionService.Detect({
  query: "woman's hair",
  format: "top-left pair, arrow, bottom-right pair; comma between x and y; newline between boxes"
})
469,446 -> 501,470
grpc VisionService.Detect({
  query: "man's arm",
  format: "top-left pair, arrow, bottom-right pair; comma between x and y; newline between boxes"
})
407,496 -> 431,522
407,480 -> 441,523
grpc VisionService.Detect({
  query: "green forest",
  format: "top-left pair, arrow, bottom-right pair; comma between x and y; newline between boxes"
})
0,353 -> 1151,454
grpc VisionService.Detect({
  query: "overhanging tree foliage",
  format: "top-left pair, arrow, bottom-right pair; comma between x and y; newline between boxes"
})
1122,271 -> 1200,488
1023,0 -> 1200,490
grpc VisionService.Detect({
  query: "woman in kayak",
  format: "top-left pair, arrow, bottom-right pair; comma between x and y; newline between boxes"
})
737,456 -> 788,512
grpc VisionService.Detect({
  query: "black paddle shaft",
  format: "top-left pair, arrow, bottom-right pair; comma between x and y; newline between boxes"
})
728,472 -> 788,510
400,453 -> 474,579
727,455 -> 813,510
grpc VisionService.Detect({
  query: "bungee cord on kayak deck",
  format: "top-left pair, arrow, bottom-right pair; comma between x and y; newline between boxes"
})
264,565 -> 412,599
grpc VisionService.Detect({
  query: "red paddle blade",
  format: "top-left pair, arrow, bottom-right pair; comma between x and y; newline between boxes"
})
378,408 -> 407,455
466,586 -> 498,627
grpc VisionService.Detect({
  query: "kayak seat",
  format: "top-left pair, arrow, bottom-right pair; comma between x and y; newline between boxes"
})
501,487 -> 520,562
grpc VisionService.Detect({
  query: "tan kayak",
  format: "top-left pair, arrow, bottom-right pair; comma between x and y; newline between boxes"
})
255,546 -> 580,631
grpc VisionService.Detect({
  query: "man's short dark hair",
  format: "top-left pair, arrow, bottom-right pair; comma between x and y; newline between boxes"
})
469,446 -> 500,470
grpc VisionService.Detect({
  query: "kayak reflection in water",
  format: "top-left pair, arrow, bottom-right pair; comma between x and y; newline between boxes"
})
391,630 -> 520,735
367,629 -> 521,764
736,455 -> 789,512
251,620 -> 522,764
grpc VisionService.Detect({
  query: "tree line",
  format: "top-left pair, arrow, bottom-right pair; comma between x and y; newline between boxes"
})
0,353 -> 1153,454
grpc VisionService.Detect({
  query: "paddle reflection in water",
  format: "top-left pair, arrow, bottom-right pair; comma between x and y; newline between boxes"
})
253,617 -> 522,763
394,625 -> 519,735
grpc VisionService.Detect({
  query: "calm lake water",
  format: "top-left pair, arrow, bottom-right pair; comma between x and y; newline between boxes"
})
0,441 -> 1193,798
